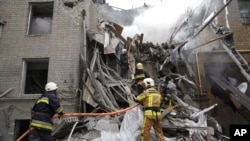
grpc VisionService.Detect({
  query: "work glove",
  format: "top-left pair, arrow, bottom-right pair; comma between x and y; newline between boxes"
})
135,99 -> 139,103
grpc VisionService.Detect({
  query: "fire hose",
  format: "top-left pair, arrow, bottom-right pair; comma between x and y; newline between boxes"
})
16,104 -> 139,141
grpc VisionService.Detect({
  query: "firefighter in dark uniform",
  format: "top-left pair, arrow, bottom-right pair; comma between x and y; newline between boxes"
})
136,78 -> 164,141
120,48 -> 129,79
159,83 -> 172,109
28,82 -> 64,141
216,25 -> 236,53
134,63 -> 150,95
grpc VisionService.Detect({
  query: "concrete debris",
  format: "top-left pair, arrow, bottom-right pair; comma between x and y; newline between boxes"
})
48,18 -> 227,141
93,117 -> 119,132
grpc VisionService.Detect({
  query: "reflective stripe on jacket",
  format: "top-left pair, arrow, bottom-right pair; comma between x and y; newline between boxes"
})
135,73 -> 146,79
31,91 -> 63,131
136,87 -> 162,119
31,120 -> 53,131
134,69 -> 149,83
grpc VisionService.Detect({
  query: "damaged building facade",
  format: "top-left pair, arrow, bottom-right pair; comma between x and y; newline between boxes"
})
1,0 -> 250,141
0,0 -> 100,140
147,0 -> 250,137
188,0 -> 250,133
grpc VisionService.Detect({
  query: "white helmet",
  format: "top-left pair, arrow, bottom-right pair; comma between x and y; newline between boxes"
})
143,78 -> 155,87
122,49 -> 127,54
45,82 -> 58,91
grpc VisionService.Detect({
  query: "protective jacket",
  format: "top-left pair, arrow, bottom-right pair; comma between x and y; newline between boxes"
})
30,92 -> 63,131
120,53 -> 129,69
159,84 -> 172,108
136,87 -> 164,141
161,93 -> 172,108
134,69 -> 150,84
136,87 -> 162,119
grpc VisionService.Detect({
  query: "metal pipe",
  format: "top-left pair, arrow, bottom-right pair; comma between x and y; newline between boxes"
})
82,9 -> 87,62
195,51 -> 203,95
77,89 -> 83,113
81,9 -> 87,113
67,121 -> 79,141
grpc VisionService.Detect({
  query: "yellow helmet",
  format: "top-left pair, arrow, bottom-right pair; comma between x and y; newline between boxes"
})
136,63 -> 143,69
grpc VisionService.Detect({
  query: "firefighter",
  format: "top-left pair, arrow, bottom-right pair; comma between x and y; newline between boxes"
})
136,78 -> 164,141
28,82 -> 64,141
216,25 -> 236,53
134,63 -> 150,95
159,83 -> 172,109
120,48 -> 129,79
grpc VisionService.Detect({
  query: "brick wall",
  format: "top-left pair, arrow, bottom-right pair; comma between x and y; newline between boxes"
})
0,0 -> 95,140
0,0 -> 93,96
223,0 -> 250,49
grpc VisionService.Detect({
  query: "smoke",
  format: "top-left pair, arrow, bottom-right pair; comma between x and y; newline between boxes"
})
31,17 -> 52,34
121,0 -> 211,44
100,0 -> 217,45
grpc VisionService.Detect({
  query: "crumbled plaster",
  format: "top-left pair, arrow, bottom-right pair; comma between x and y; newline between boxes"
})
56,0 -> 87,27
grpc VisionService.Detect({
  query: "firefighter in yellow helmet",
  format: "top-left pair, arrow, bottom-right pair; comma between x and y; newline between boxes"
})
28,82 -> 64,141
136,78 -> 164,141
134,63 -> 150,95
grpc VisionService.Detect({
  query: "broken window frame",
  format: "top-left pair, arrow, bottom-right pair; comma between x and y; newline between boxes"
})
238,0 -> 250,25
64,2 -> 74,8
27,2 -> 54,35
21,58 -> 49,95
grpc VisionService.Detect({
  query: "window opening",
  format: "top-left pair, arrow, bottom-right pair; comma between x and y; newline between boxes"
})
23,59 -> 49,94
27,2 -> 54,35
238,0 -> 250,24
64,2 -> 74,8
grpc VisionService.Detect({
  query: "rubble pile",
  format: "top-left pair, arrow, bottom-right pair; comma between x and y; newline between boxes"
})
52,76 -> 223,140
52,51 -> 224,141
47,20 -> 228,141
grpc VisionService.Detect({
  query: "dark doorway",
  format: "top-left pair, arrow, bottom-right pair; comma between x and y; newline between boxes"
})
14,120 -> 30,141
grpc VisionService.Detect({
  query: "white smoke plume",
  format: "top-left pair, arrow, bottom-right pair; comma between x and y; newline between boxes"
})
119,0 -> 210,44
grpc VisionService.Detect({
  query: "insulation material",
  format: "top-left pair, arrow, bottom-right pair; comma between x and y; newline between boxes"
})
104,38 -> 120,54
120,106 -> 143,134
101,130 -> 135,141
104,32 -> 109,48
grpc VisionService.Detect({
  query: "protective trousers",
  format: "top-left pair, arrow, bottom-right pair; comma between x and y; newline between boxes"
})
141,116 -> 164,141
121,68 -> 128,79
28,128 -> 52,141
